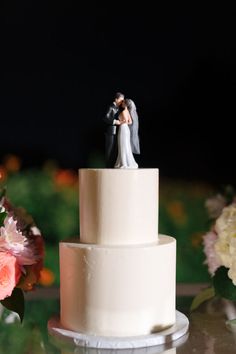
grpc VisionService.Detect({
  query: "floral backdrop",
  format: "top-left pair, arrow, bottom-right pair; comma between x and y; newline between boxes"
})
0,154 -> 216,287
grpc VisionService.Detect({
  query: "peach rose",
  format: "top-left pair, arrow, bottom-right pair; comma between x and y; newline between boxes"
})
0,252 -> 21,300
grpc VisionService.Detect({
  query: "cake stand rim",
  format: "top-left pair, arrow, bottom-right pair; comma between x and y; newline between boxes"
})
47,310 -> 189,349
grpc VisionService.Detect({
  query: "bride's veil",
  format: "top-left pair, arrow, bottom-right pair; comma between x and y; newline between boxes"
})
127,99 -> 140,155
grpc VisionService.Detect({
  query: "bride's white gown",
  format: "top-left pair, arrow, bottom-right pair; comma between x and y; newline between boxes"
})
115,123 -> 138,169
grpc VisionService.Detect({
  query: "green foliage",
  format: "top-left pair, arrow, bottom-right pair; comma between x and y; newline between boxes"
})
2,169 -> 79,243
159,178 -> 213,283
1,288 -> 24,322
0,187 -> 6,200
189,266 -> 236,311
44,244 -> 60,285
226,318 -> 236,332
213,266 -> 236,301
190,286 -> 215,311
0,299 -> 59,354
0,211 -> 7,227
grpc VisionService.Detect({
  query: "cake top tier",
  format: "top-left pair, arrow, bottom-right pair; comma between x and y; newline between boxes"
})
79,168 -> 159,246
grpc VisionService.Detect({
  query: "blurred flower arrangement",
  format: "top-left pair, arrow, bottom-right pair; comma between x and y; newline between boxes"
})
0,154 -> 79,288
191,186 -> 236,318
0,187 -> 44,321
0,154 -> 79,244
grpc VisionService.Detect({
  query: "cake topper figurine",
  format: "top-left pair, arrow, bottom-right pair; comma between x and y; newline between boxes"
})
103,93 -> 140,168
103,92 -> 124,168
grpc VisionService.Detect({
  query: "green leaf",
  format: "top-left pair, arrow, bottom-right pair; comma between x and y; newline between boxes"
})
190,286 -> 215,311
213,266 -> 236,301
0,187 -> 6,200
0,288 -> 25,322
226,318 -> 236,332
0,211 -> 7,227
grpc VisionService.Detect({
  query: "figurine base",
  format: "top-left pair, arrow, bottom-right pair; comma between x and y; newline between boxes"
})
48,310 -> 189,349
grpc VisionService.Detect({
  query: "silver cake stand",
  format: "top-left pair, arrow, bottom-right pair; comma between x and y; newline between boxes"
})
48,310 -> 189,350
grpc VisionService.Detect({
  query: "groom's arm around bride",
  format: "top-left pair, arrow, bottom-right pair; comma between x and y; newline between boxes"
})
103,92 -> 124,167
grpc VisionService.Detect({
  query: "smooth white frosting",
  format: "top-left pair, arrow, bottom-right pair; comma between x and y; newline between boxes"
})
79,169 -> 159,245
60,235 -> 176,337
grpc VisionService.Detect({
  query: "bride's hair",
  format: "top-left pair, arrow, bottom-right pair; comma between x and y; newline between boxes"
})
125,99 -> 136,112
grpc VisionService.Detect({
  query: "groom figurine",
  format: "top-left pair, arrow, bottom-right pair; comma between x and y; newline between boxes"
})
103,92 -> 124,167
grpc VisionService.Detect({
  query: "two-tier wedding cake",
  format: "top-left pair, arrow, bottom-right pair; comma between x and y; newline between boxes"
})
59,168 -> 176,337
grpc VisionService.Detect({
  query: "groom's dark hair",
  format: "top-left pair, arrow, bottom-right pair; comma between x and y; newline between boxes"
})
115,92 -> 124,100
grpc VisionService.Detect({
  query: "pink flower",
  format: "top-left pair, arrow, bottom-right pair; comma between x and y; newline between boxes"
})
203,230 -> 221,275
0,252 -> 21,300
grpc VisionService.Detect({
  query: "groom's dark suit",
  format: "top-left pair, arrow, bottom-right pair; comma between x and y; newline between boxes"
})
103,102 -> 120,167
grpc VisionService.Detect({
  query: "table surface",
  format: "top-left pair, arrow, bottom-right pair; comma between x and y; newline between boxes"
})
1,286 -> 236,354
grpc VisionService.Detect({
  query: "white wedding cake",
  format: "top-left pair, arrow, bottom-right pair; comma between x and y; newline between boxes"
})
59,168 -> 176,337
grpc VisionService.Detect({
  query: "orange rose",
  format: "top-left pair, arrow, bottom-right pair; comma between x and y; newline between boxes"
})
0,252 -> 21,300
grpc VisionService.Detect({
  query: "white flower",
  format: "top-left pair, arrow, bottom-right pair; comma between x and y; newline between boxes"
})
214,204 -> 236,284
205,194 -> 226,219
0,216 -> 37,265
0,216 -> 27,251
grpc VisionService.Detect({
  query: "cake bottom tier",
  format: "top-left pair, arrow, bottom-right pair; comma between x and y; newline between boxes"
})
60,235 -> 176,337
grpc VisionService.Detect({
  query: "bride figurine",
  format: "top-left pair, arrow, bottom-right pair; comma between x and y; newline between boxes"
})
114,99 -> 139,169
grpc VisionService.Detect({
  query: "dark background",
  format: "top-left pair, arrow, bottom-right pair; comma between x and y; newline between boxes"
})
1,3 -> 235,184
